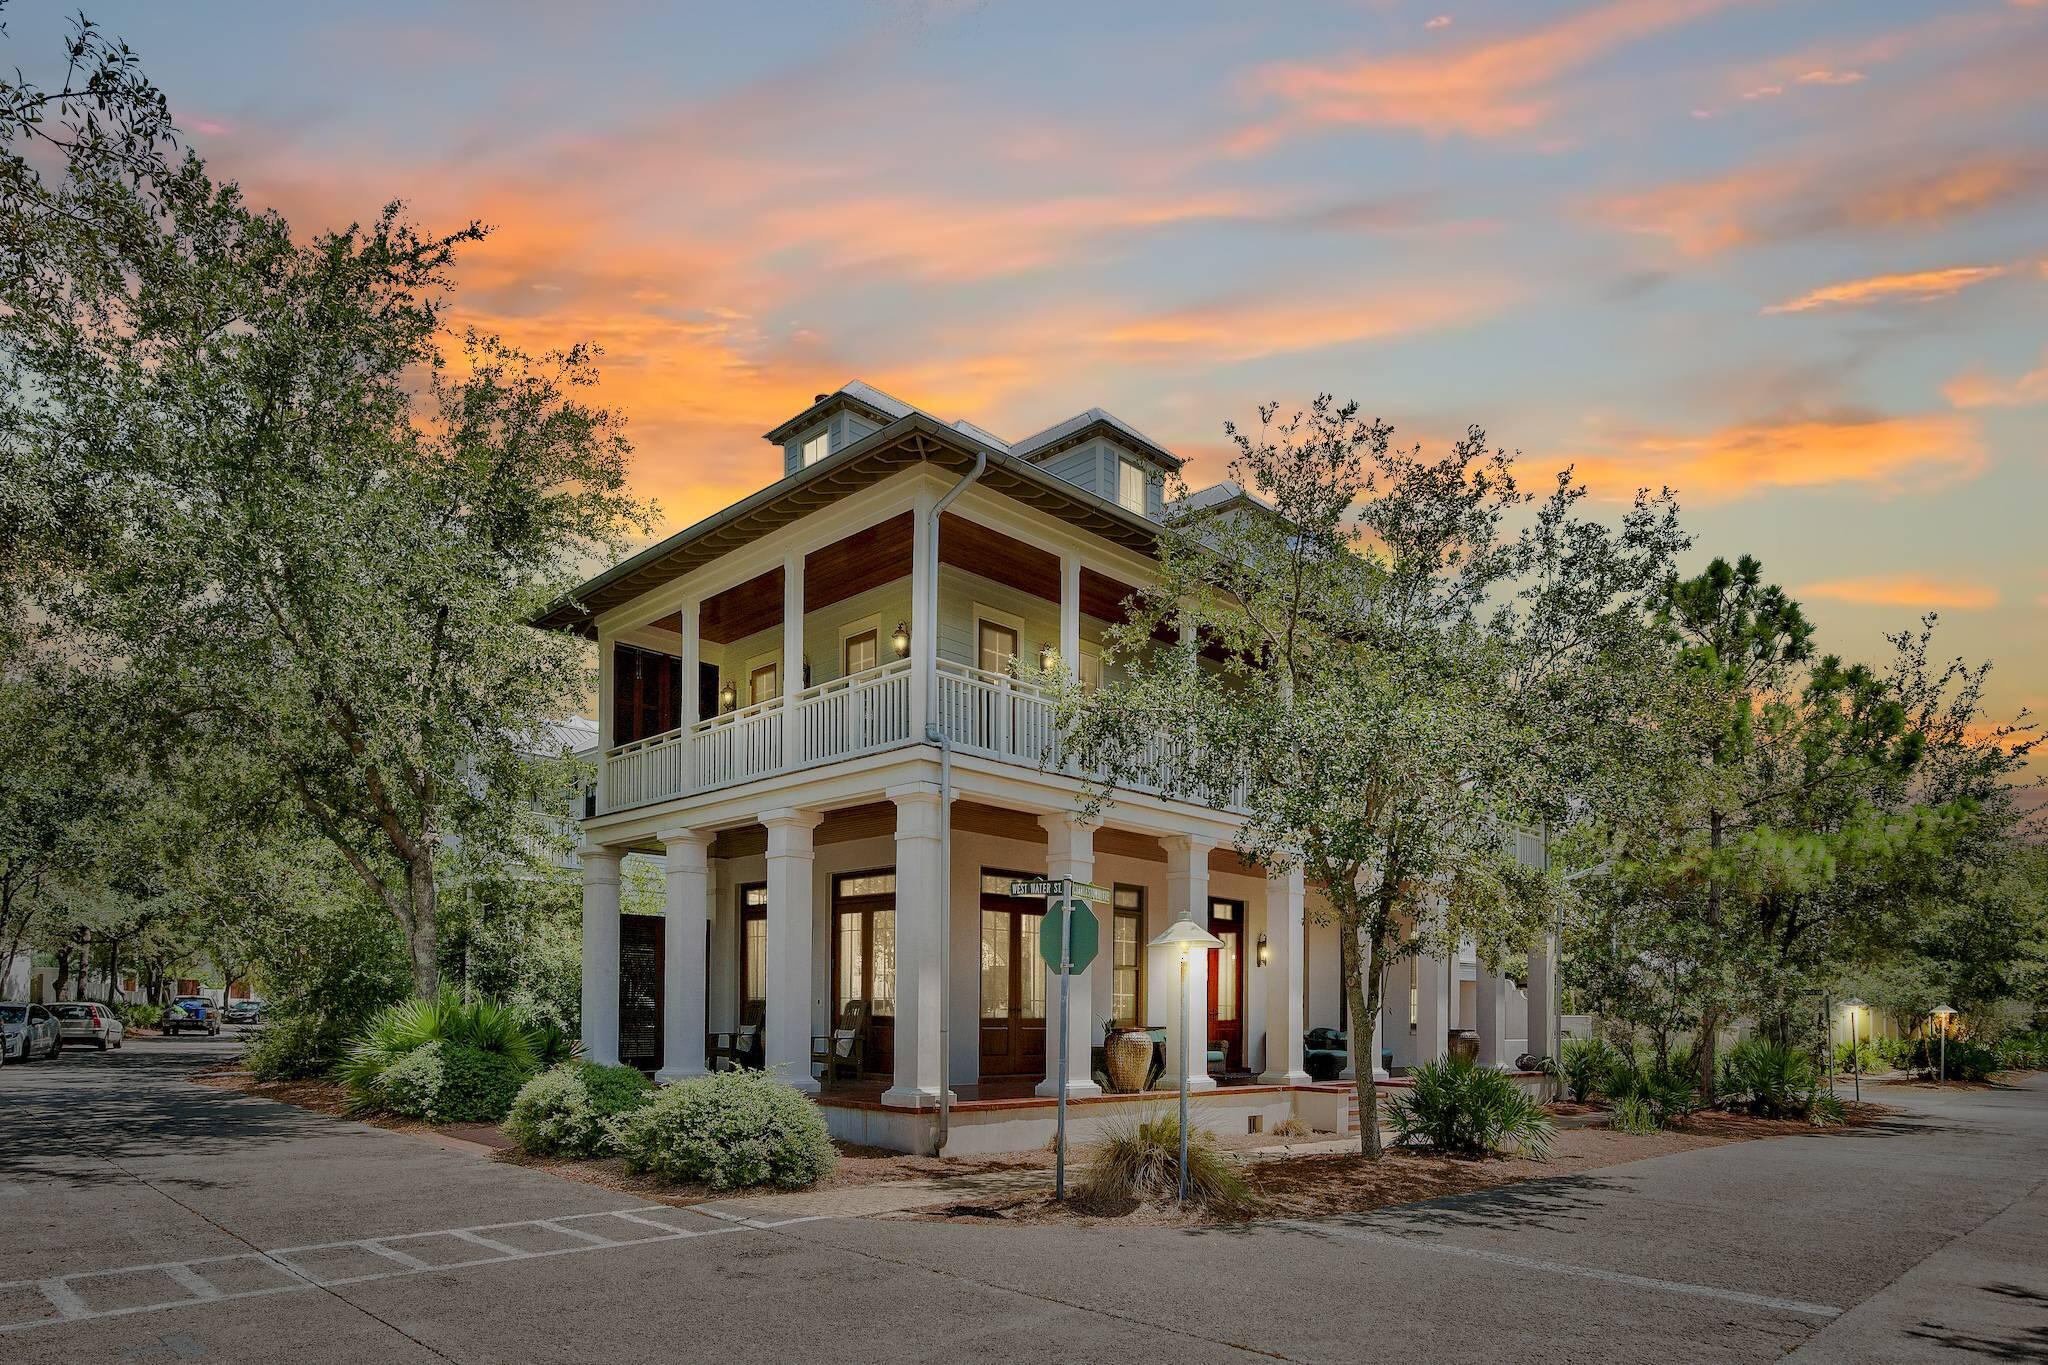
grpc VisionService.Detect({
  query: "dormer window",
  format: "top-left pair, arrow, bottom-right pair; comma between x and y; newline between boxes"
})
802,431 -> 831,467
1117,457 -> 1147,514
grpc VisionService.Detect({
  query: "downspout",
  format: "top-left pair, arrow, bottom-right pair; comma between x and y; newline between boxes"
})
928,448 -> 986,1156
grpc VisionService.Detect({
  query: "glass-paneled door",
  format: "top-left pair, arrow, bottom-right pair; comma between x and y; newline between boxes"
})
977,871 -> 1046,1077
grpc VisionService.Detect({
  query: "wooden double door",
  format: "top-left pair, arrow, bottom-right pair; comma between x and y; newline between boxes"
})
978,873 -> 1047,1078
829,871 -> 896,1075
1208,898 -> 1245,1074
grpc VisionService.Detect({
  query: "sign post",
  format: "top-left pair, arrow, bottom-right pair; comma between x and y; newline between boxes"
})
1015,878 -> 1103,1200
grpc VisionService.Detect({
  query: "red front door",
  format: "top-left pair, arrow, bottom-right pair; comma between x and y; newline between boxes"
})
1207,898 -> 1244,1074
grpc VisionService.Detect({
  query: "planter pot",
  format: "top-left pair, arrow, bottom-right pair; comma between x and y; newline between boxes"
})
1105,1027 -> 1154,1093
1448,1029 -> 1480,1064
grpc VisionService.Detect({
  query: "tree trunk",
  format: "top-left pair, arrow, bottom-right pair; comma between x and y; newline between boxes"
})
1341,921 -> 1386,1159
53,945 -> 73,1000
406,857 -> 439,997
1698,808 -> 1724,1100
105,938 -> 121,1006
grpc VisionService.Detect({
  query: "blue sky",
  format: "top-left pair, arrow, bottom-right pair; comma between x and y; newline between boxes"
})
12,0 -> 2044,751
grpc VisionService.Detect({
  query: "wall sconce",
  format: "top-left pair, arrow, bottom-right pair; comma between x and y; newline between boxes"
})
1256,932 -> 1270,967
802,654 -> 812,687
890,621 -> 910,657
718,679 -> 737,712
1038,642 -> 1058,673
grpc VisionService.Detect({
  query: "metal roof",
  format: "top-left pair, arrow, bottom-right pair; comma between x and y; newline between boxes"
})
531,412 -> 1168,638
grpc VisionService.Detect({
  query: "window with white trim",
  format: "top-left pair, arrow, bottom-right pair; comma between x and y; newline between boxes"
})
1117,457 -> 1146,513
801,431 -> 831,467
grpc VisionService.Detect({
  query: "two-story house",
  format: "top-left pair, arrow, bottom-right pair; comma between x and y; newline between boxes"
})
536,382 -> 1555,1154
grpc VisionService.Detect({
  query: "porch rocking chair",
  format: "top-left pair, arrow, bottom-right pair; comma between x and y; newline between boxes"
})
811,999 -> 870,1086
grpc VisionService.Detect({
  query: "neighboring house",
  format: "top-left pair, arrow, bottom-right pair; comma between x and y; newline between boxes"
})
536,382 -> 1554,1153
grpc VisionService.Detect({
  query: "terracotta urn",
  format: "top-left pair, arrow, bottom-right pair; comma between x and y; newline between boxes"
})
1105,1026 -> 1154,1093
1448,1028 -> 1481,1064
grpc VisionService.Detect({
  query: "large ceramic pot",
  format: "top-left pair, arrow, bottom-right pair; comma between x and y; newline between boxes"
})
1447,1029 -> 1481,1064
1105,1027 -> 1154,1093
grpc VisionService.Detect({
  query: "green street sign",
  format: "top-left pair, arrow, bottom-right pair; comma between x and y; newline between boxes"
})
1038,900 -> 1100,974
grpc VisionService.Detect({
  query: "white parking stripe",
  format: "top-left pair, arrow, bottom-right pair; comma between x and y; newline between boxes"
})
1278,1221 -> 1843,1319
0,1205 -> 818,1337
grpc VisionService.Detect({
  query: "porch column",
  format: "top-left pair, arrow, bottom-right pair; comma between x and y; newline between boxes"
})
1340,929 -> 1391,1081
578,845 -> 622,1066
908,489 -> 935,731
884,784 -> 949,1110
1037,814 -> 1103,1099
781,551 -> 805,765
1414,950 -> 1450,1065
1526,933 -> 1557,1064
680,599 -> 702,728
1476,965 -> 1511,1069
1258,864 -> 1308,1084
1057,554 -> 1081,684
654,828 -> 712,1082
761,807 -> 822,1092
1158,834 -> 1217,1092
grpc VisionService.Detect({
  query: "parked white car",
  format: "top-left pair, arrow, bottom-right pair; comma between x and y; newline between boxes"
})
2,1003 -> 63,1061
52,1002 -> 124,1050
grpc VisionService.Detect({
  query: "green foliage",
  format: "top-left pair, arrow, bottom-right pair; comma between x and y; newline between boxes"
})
1605,1059 -> 1702,1127
1806,1091 -> 1848,1126
376,1040 -> 531,1124
1833,1040 -> 1883,1075
612,1070 -> 835,1191
1387,1057 -> 1555,1159
1610,1095 -> 1659,1134
1993,1032 -> 2046,1071
1077,1112 -> 1251,1214
339,991 -> 538,1111
1720,1040 -> 1825,1120
1560,1038 -> 1619,1103
503,1062 -> 652,1158
245,897 -> 411,1081
114,1002 -> 164,1030
1941,1039 -> 1999,1083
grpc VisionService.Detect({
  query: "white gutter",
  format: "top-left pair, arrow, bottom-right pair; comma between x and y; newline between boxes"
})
927,449 -> 986,1156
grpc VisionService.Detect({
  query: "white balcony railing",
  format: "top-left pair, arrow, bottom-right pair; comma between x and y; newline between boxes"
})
599,655 -> 1242,816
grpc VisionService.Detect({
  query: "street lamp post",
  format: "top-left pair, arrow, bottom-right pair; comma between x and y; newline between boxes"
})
1843,997 -> 1866,1105
1149,918 -> 1224,1203
1931,1004 -> 1958,1084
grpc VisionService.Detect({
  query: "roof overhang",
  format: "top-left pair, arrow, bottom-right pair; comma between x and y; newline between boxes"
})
760,389 -> 906,445
532,413 -> 1166,638
1017,415 -> 1185,472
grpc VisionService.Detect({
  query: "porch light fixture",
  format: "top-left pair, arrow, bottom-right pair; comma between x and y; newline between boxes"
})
1932,1004 -> 1957,1083
1256,932 -> 1269,967
1038,641 -> 1058,673
890,620 -> 910,658
1149,917 -> 1224,1202
718,679 -> 737,712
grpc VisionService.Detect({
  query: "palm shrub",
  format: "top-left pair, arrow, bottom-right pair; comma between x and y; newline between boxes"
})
340,992 -> 539,1119
611,1069 -> 834,1190
1076,1111 -> 1250,1213
1720,1040 -> 1822,1120
1993,1032 -> 2045,1071
1605,1059 -> 1701,1128
1560,1038 -> 1619,1103
1833,1039 -> 1882,1075
1609,1095 -> 1658,1134
1806,1092 -> 1848,1127
1941,1039 -> 1999,1082
1387,1057 -> 1555,1159
503,1062 -> 652,1157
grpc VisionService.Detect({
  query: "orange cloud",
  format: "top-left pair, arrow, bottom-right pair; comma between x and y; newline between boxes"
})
1943,348 -> 2048,409
1236,0 -> 1736,144
1594,154 -> 2048,256
1801,574 -> 2000,610
1763,264 -> 2007,314
1564,412 -> 1986,502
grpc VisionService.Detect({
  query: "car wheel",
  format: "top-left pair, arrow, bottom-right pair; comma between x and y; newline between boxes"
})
97,1039 -> 108,1051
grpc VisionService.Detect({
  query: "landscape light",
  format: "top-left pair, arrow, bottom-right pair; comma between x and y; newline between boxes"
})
1149,917 -> 1223,1202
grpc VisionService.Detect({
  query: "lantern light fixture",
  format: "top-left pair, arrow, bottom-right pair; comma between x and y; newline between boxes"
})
1256,932 -> 1270,967
718,679 -> 737,712
890,621 -> 911,658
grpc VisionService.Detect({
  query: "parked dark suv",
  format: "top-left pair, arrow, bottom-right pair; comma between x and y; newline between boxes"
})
162,997 -> 221,1037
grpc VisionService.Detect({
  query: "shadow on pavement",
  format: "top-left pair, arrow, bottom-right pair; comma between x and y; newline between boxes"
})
1902,1282 -> 2048,1362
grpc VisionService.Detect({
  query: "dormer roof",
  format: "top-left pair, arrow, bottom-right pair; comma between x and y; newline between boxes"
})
1011,407 -> 1185,471
764,382 -> 1179,470
761,380 -> 919,445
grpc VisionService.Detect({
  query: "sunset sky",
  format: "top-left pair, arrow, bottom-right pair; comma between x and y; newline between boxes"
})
22,0 -> 2044,745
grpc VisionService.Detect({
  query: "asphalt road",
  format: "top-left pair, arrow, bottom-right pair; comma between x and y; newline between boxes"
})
2,1036 -> 2043,1364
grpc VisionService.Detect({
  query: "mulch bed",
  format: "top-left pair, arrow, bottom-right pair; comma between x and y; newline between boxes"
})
918,1102 -> 1891,1228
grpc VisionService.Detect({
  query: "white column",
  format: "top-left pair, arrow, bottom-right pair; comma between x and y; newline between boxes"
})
594,643 -> 614,813
1258,865 -> 1309,1085
781,551 -> 805,764
655,828 -> 712,1083
1526,934 -> 1557,1065
884,784 -> 949,1110
578,846 -> 622,1066
761,807 -> 821,1092
908,489 -> 935,730
1058,554 -> 1081,682
1476,966 -> 1511,1069
1158,834 -> 1217,1092
1037,814 -> 1102,1099
1415,950 -> 1450,1065
679,598 -> 701,728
